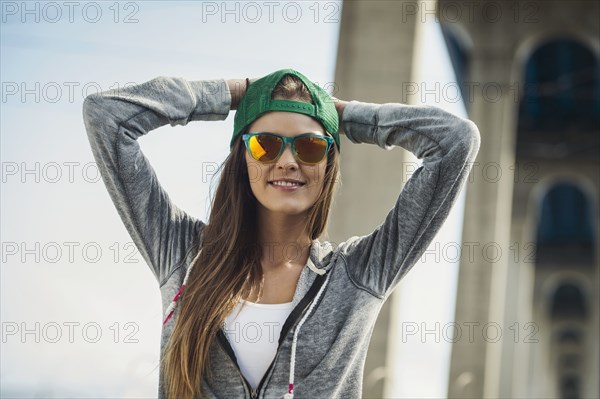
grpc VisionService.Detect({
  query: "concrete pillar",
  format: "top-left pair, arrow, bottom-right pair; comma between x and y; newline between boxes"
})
437,1 -> 519,397
331,1 -> 419,397
446,49 -> 517,399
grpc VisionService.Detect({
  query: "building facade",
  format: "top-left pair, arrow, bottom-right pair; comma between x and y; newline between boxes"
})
333,1 -> 599,397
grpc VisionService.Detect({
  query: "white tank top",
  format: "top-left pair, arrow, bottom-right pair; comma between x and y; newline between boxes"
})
223,299 -> 294,389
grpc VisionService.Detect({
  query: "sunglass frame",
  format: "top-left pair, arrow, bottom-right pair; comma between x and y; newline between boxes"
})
242,132 -> 334,164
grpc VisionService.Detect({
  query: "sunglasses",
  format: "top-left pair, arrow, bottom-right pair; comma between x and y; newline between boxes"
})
242,132 -> 334,164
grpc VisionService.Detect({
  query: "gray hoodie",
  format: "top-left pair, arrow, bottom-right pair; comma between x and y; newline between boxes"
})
82,76 -> 480,399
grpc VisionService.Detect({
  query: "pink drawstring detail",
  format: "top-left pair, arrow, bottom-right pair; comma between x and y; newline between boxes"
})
162,251 -> 200,326
283,383 -> 294,399
162,311 -> 174,326
173,284 -> 185,301
162,284 -> 186,325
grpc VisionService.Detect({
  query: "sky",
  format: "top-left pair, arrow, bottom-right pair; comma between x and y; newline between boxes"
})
1,1 -> 467,397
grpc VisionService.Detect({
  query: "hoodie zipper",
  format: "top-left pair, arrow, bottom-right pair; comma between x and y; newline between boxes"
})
217,272 -> 328,398
246,376 -> 258,399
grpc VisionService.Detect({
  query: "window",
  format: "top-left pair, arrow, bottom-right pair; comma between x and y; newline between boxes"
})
517,39 -> 599,158
536,183 -> 594,264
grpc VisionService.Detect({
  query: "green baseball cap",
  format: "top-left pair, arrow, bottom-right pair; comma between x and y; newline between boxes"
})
231,68 -> 340,152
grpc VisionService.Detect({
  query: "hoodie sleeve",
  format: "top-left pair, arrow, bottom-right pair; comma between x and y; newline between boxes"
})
82,76 -> 231,286
338,100 -> 481,301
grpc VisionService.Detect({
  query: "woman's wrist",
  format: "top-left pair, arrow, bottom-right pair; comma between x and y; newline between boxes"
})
331,97 -> 348,135
226,79 -> 247,110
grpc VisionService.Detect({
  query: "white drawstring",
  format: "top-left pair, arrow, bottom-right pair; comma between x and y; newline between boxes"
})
284,271 -> 331,399
163,247 -> 331,399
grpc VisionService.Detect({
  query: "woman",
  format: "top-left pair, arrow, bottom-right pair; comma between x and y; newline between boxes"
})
82,68 -> 480,399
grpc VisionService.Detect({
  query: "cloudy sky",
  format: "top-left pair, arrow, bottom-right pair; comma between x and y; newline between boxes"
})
1,1 -> 466,397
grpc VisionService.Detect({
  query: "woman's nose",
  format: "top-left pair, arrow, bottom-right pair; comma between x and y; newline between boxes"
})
276,143 -> 298,169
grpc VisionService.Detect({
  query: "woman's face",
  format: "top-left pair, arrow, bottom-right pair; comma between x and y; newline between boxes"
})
244,111 -> 329,217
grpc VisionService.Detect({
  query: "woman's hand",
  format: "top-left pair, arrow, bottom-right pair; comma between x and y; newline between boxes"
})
227,78 -> 261,110
330,96 -> 348,136
226,79 -> 247,110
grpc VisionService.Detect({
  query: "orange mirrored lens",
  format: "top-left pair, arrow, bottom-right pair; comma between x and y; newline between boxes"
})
295,136 -> 328,163
249,135 -> 281,162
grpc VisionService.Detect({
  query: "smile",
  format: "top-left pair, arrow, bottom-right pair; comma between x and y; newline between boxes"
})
269,180 -> 305,190
271,180 -> 304,187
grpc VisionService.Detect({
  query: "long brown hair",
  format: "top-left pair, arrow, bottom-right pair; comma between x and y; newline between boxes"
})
161,74 -> 341,398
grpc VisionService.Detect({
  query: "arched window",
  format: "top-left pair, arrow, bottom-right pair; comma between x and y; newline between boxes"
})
550,283 -> 587,320
517,39 -> 599,158
559,374 -> 580,399
536,183 -> 594,264
558,328 -> 583,345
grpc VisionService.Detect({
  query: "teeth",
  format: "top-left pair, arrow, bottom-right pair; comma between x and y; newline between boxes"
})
272,181 -> 302,187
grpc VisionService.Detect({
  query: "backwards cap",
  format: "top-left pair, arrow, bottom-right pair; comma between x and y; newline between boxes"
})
231,68 -> 340,152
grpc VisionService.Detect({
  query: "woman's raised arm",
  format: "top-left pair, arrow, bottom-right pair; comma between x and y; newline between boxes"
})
336,100 -> 481,301
82,76 -> 232,286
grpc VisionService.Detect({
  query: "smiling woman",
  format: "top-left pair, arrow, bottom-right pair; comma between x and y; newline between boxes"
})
244,114 -> 332,217
82,68 -> 480,399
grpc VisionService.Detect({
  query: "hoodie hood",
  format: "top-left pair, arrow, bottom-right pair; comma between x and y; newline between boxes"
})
162,238 -> 336,326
